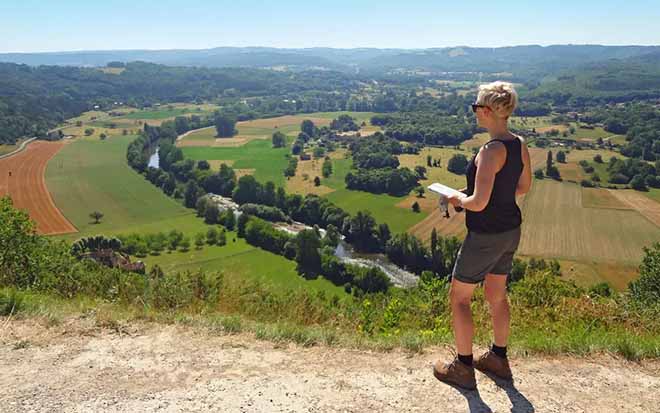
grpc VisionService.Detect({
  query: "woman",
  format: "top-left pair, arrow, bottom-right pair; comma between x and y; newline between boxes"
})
433,81 -> 532,390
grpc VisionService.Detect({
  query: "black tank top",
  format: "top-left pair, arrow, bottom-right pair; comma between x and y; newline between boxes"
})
465,138 -> 523,233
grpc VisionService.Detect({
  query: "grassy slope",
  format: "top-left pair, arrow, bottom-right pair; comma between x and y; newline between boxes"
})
46,135 -> 201,237
45,135 -> 342,293
142,235 -> 344,295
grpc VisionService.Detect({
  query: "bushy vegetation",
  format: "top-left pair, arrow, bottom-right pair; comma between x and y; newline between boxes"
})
2,196 -> 660,358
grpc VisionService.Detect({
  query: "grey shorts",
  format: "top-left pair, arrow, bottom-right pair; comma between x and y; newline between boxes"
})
451,226 -> 521,284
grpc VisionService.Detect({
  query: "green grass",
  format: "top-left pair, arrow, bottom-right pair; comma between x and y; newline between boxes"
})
142,236 -> 345,295
320,155 -> 428,234
45,135 -> 202,238
182,139 -> 290,186
325,189 -> 427,234
120,108 -> 195,120
644,188 -> 660,203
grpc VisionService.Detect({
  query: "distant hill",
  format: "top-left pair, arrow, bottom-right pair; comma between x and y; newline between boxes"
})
2,45 -> 660,77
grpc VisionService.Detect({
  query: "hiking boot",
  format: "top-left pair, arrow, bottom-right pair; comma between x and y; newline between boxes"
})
474,350 -> 513,381
433,357 -> 477,390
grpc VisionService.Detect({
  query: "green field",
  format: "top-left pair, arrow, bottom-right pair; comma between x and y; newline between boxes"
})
45,135 -> 204,237
120,108 -> 198,120
142,236 -> 345,295
315,154 -> 428,234
181,139 -> 291,187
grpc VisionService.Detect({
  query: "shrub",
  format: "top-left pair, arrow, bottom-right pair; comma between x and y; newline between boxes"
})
629,243 -> 660,305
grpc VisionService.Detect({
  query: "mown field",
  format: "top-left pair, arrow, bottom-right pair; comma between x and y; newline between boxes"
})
518,179 -> 659,267
181,139 -> 291,187
45,135 -> 204,238
142,236 -> 345,295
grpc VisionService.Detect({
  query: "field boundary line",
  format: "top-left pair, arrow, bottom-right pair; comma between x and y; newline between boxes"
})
0,137 -> 37,160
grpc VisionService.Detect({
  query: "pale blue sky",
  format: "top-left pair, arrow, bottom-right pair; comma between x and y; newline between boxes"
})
1,0 -> 658,52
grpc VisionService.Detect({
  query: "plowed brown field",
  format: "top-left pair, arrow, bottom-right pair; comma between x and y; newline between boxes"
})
0,141 -> 76,235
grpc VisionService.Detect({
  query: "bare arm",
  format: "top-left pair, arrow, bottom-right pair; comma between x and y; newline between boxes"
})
515,137 -> 532,196
458,143 -> 506,212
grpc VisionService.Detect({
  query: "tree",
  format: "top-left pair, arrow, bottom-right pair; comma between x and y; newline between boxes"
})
377,223 -> 391,250
414,165 -> 427,179
546,151 -> 553,173
556,151 -> 566,163
0,197 -> 45,287
214,112 -> 237,138
89,211 -> 104,224
84,128 -> 94,136
295,229 -> 322,276
630,174 -> 648,191
99,133 -> 107,140
237,213 -> 250,238
534,169 -> 544,179
184,180 -> 200,208
179,236 -> 191,252
204,203 -> 219,224
218,229 -> 227,246
447,154 -> 468,174
430,228 -> 438,253
192,233 -> 206,249
272,131 -> 286,148
322,158 -> 332,178
301,120 -> 316,137
314,176 -> 321,186
206,227 -> 218,245
167,230 -> 183,252
593,154 -> 603,163
629,243 -> 660,304
221,209 -> 236,230
412,201 -> 421,213
197,160 -> 210,170
415,186 -> 425,197
426,154 -> 433,167
347,210 -> 377,252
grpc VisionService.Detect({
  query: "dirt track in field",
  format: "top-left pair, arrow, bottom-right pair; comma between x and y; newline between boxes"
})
0,140 -> 77,235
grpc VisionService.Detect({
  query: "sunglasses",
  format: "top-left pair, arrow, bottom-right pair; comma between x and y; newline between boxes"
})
471,104 -> 488,113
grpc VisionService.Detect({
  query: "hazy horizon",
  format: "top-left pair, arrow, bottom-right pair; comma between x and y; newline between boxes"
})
1,0 -> 658,53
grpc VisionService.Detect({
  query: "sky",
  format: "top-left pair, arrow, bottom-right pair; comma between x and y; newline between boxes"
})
1,0 -> 658,53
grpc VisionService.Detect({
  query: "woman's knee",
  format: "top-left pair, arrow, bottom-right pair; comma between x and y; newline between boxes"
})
450,288 -> 472,308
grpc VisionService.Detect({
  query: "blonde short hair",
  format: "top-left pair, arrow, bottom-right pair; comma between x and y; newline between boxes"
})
476,81 -> 518,119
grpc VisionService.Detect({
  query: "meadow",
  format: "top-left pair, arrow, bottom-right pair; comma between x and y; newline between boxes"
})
45,135 -> 203,238
181,139 -> 291,187
141,236 -> 345,295
518,179 -> 659,268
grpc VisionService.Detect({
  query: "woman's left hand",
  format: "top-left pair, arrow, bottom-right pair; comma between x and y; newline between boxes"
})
447,193 -> 465,208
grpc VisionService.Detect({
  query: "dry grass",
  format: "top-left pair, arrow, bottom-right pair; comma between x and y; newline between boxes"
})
98,67 -> 125,75
237,115 -> 331,129
235,169 -> 256,179
582,188 -> 632,210
286,151 -> 345,196
207,160 -> 235,170
608,189 -> 660,228
548,258 -> 640,291
408,208 -> 467,241
519,180 -> 660,264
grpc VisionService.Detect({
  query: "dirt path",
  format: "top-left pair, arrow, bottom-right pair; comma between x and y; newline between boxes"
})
0,140 -> 77,235
1,318 -> 658,412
